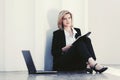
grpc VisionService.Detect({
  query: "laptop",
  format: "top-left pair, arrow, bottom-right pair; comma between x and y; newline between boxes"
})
22,50 -> 57,74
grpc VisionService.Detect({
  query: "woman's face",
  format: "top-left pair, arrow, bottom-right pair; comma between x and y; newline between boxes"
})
62,14 -> 72,28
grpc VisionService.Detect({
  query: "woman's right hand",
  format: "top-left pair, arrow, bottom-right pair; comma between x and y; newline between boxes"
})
62,45 -> 72,52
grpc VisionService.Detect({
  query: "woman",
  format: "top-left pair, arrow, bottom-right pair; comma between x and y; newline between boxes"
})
51,10 -> 108,73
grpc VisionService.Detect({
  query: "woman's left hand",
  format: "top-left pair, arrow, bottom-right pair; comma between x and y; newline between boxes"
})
62,45 -> 72,52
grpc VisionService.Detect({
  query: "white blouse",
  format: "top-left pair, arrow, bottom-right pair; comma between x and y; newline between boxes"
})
64,28 -> 77,45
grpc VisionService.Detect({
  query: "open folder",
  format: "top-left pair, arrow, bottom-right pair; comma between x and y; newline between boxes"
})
72,32 -> 91,45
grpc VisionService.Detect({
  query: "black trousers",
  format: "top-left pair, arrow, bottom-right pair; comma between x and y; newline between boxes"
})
58,37 -> 96,71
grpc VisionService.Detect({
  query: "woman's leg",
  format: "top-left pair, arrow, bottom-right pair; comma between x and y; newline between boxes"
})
60,38 -> 93,65
59,37 -> 107,72
82,37 -> 96,60
72,37 -> 108,73
73,39 -> 92,62
59,44 -> 87,70
88,57 -> 108,73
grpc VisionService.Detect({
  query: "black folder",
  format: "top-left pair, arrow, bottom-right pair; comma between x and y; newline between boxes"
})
72,32 -> 91,45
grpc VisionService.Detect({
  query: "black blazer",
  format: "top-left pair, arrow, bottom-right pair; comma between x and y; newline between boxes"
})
51,28 -> 81,58
51,28 -> 81,70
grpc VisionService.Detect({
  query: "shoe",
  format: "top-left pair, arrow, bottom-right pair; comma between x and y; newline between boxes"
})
86,68 -> 93,74
92,63 -> 108,73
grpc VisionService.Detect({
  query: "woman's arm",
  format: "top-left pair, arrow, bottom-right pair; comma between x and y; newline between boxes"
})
62,45 -> 72,52
51,31 -> 63,57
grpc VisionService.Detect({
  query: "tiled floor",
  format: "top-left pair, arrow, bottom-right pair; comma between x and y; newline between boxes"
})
0,65 -> 120,80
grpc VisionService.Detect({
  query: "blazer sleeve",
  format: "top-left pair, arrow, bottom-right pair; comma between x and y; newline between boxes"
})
51,31 -> 63,58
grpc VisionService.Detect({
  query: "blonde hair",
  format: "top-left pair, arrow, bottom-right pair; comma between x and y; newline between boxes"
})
57,10 -> 73,30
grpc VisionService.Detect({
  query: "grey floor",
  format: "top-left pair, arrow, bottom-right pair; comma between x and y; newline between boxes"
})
0,65 -> 120,80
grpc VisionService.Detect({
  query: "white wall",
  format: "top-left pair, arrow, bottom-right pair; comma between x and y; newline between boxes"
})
34,0 -> 62,71
4,0 -> 35,71
88,0 -> 120,64
0,0 -> 86,71
0,0 -> 5,71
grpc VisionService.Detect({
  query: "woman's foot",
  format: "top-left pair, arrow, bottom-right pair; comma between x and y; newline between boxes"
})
86,64 -> 93,73
92,63 -> 108,73
86,68 -> 93,74
88,57 -> 108,73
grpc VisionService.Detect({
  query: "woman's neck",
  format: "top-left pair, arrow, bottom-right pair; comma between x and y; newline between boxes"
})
64,27 -> 73,36
64,26 -> 72,31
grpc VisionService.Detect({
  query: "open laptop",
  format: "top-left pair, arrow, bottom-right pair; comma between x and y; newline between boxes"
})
22,50 -> 57,74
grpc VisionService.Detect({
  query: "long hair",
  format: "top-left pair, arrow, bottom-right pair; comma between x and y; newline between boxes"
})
57,10 -> 73,30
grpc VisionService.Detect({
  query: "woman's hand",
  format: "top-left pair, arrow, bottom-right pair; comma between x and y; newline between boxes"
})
62,45 -> 72,52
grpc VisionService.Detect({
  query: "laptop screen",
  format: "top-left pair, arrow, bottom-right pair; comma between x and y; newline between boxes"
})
22,50 -> 36,74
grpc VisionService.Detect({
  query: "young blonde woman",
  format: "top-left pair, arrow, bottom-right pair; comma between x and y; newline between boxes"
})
51,10 -> 108,73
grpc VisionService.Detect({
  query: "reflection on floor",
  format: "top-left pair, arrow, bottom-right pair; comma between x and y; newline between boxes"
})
0,65 -> 120,80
